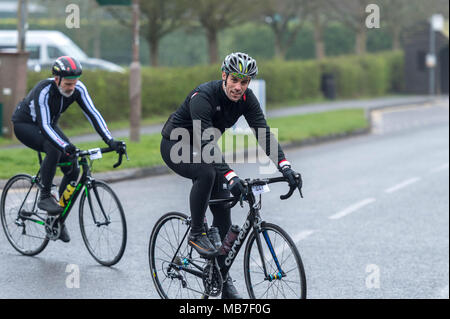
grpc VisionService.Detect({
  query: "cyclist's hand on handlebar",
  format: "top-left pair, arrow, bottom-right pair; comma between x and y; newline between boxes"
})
108,139 -> 126,154
64,143 -> 77,157
280,166 -> 303,198
228,176 -> 247,197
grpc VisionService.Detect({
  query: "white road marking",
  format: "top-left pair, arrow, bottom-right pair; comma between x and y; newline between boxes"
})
430,163 -> 449,174
384,177 -> 421,194
329,198 -> 376,220
293,230 -> 315,243
371,111 -> 384,135
250,230 -> 315,269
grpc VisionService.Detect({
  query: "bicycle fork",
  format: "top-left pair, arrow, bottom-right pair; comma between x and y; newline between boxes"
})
84,181 -> 110,227
255,227 -> 286,282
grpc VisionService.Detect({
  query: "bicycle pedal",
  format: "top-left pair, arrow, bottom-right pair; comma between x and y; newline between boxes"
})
19,210 -> 33,218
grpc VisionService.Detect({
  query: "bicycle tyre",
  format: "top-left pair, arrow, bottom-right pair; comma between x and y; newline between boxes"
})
149,212 -> 207,299
1,174 -> 49,256
243,222 -> 307,299
79,180 -> 127,266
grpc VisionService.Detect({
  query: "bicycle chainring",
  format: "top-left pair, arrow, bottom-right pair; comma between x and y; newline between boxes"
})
202,260 -> 223,297
45,216 -> 61,241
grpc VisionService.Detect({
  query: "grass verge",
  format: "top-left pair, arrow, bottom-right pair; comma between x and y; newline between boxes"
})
0,108 -> 368,180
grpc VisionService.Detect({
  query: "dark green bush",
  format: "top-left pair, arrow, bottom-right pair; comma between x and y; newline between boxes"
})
26,51 -> 404,128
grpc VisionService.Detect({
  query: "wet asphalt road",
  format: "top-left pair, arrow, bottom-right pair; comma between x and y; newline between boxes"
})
0,99 -> 448,299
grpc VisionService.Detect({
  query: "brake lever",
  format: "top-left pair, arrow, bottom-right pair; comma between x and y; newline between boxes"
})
295,173 -> 303,198
280,186 -> 295,200
113,152 -> 123,168
240,182 -> 250,208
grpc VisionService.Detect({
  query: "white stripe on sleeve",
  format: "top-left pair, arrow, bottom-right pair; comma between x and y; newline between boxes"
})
76,81 -> 112,140
38,84 -> 68,148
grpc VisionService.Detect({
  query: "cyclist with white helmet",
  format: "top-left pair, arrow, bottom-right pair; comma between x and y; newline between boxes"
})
12,56 -> 125,242
160,52 -> 303,298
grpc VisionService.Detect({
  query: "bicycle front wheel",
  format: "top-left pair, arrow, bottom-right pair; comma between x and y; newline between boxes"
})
1,174 -> 49,256
244,222 -> 307,299
149,212 -> 207,299
79,180 -> 127,266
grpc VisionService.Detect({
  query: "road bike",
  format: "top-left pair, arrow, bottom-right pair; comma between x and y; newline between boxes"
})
1,146 -> 127,266
148,176 -> 307,299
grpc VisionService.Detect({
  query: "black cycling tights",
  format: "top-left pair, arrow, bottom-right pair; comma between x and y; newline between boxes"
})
160,137 -> 232,242
13,122 -> 80,198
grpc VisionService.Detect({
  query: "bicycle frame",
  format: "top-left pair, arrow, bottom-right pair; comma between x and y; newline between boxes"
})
216,192 -> 285,280
17,151 -> 111,229
168,189 -> 286,283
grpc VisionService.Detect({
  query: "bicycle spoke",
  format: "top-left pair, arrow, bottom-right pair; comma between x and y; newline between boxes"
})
245,224 -> 306,299
150,213 -> 206,299
1,175 -> 49,256
80,181 -> 126,266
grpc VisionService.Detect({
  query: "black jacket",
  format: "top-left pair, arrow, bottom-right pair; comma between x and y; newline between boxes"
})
12,78 -> 112,151
162,80 -> 290,180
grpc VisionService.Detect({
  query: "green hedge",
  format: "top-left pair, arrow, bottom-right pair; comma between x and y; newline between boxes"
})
26,51 -> 404,128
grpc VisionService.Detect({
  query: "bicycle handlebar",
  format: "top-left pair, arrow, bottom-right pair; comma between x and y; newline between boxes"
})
250,175 -> 302,200
209,175 -> 303,209
77,145 -> 128,169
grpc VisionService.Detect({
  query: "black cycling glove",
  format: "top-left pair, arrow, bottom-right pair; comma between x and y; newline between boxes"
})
64,143 -> 77,156
108,139 -> 126,153
280,166 -> 303,197
228,176 -> 247,197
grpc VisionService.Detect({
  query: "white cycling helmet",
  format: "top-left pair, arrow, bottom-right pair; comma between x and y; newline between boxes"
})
221,52 -> 258,79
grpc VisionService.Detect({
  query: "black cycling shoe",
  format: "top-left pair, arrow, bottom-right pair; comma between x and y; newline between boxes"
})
188,232 -> 219,258
221,275 -> 242,299
58,224 -> 70,243
38,195 -> 64,215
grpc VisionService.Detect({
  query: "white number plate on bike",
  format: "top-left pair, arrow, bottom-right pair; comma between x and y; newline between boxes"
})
252,184 -> 270,195
89,148 -> 102,160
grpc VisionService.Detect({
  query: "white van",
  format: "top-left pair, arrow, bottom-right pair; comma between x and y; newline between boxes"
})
0,30 -> 124,72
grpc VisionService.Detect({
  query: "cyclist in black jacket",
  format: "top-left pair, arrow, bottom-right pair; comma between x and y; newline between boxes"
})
12,56 -> 125,242
161,52 -> 302,298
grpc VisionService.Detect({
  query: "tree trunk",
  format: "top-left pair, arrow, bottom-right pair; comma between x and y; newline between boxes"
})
355,27 -> 367,55
313,12 -> 326,60
206,28 -> 218,64
273,28 -> 286,60
392,27 -> 402,51
150,38 -> 159,67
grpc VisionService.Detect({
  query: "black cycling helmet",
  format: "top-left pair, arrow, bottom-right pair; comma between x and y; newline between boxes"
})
52,56 -> 82,79
221,52 -> 258,79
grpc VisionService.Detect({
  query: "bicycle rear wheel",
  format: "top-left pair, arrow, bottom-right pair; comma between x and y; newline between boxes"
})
0,174 -> 49,256
244,222 -> 307,299
149,212 -> 207,299
79,180 -> 127,266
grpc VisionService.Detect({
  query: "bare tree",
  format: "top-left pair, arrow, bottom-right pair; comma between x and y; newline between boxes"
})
192,0 -> 259,64
328,0 -> 374,55
107,0 -> 190,66
308,0 -> 334,60
260,0 -> 311,60
379,0 -> 449,50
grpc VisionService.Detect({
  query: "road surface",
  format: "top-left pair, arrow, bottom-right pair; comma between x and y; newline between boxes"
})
0,99 -> 448,299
